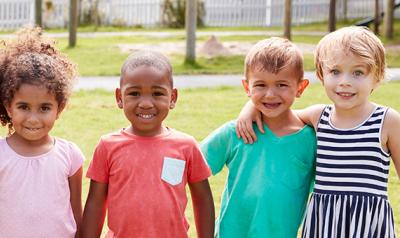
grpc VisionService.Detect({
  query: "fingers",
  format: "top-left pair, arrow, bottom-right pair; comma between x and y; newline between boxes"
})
255,116 -> 264,134
244,120 -> 257,143
236,120 -> 257,144
236,121 -> 249,144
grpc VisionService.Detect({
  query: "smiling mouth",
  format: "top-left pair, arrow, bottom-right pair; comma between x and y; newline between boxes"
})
263,103 -> 281,109
137,113 -> 155,119
336,92 -> 356,98
25,127 -> 41,131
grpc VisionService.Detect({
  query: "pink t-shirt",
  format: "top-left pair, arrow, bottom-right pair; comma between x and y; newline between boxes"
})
86,128 -> 211,238
0,138 -> 84,238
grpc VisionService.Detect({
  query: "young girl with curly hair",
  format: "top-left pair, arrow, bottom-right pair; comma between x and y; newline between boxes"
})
0,27 -> 84,238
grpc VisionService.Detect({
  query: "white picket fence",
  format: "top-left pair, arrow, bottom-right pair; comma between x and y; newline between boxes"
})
0,0 -> 399,30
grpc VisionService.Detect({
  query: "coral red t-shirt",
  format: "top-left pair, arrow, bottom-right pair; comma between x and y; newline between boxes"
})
86,128 -> 211,238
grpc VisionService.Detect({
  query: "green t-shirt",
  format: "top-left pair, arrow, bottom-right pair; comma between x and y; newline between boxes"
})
201,120 -> 316,238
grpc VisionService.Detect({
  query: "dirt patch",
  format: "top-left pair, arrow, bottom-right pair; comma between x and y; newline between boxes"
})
117,36 -> 316,57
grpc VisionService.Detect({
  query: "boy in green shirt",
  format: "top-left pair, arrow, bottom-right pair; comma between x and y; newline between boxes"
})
201,37 -> 316,237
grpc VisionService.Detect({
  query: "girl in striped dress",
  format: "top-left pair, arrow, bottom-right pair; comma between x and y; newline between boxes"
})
236,26 -> 400,237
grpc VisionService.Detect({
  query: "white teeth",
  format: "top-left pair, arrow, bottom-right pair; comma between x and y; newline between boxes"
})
26,128 -> 40,131
138,114 -> 154,119
338,92 -> 354,97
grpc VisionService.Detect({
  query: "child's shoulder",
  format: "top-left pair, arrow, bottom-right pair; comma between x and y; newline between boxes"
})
54,137 -> 84,156
383,106 -> 400,127
167,127 -> 198,144
54,137 -> 81,150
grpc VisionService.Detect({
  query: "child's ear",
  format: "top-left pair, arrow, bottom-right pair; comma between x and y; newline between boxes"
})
115,88 -> 123,109
242,78 -> 251,97
56,104 -> 66,119
4,103 -> 12,118
296,79 -> 309,97
169,88 -> 178,109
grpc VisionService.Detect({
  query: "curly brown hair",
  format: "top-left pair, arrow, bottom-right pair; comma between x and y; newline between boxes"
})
0,27 -> 77,130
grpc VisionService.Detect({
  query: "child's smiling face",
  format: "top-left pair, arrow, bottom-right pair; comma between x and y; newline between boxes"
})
321,50 -> 379,111
116,65 -> 177,137
5,84 -> 59,144
243,66 -> 308,121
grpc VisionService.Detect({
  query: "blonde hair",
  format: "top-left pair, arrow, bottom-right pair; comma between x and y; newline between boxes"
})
244,37 -> 304,81
315,26 -> 385,83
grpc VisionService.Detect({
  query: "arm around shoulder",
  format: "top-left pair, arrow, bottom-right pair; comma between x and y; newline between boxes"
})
385,108 -> 400,178
189,179 -> 215,238
296,104 -> 325,129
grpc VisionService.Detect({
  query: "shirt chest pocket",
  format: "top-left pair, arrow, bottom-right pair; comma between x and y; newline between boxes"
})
161,157 -> 186,186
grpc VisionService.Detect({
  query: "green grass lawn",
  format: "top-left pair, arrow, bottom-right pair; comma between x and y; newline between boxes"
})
2,20 -> 400,76
35,18 -> 397,76
2,81 -> 396,236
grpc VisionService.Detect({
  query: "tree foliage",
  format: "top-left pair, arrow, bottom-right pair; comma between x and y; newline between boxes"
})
162,0 -> 204,28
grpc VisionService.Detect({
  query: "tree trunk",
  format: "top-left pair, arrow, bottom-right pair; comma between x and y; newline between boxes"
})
185,0 -> 197,64
329,0 -> 336,32
343,0 -> 347,22
35,0 -> 42,27
69,0 -> 78,47
374,0 -> 380,35
384,0 -> 394,39
283,0 -> 292,40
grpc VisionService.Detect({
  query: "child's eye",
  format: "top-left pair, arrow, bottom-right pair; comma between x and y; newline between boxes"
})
40,106 -> 51,112
353,70 -> 364,77
129,92 -> 140,96
254,84 -> 265,88
330,69 -> 340,75
153,92 -> 165,96
17,105 -> 29,110
277,84 -> 288,88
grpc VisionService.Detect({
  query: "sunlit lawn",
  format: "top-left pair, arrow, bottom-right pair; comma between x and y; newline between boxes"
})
45,19 -> 400,76
2,81 -> 397,236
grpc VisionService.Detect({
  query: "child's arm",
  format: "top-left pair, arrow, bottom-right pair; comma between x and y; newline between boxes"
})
385,109 -> 400,177
69,167 -> 83,238
296,104 -> 325,130
189,179 -> 215,238
236,100 -> 324,142
236,100 -> 263,144
81,180 -> 108,238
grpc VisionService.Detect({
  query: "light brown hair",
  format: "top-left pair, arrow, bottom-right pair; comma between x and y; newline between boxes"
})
244,37 -> 304,81
315,26 -> 385,83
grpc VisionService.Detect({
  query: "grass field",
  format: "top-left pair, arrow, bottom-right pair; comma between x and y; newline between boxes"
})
3,80 -> 395,236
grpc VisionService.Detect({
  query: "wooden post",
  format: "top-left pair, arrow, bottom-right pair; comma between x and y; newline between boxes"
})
374,0 -> 380,35
69,0 -> 78,47
384,0 -> 394,39
35,0 -> 42,27
185,0 -> 197,64
328,0 -> 336,32
283,0 -> 292,40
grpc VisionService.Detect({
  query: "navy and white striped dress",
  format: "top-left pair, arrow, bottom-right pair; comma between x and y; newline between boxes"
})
302,106 -> 396,238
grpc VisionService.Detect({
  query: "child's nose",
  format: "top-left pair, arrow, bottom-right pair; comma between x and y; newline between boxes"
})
339,74 -> 352,86
264,89 -> 276,98
138,98 -> 154,109
26,112 -> 40,123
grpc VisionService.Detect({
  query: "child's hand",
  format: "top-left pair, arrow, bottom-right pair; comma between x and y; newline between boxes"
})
236,100 -> 263,144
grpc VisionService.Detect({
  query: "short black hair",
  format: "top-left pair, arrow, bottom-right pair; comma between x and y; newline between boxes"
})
120,50 -> 173,87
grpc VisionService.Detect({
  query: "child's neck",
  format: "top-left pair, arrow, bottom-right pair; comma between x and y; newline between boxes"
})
6,133 -> 54,157
331,102 -> 375,129
125,125 -> 169,137
262,110 -> 304,137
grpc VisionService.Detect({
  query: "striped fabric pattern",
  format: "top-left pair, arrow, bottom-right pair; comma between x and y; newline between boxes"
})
302,106 -> 396,238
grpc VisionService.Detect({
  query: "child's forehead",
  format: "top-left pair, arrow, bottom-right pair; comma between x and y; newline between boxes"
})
120,66 -> 172,88
322,50 -> 371,69
248,66 -> 302,82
